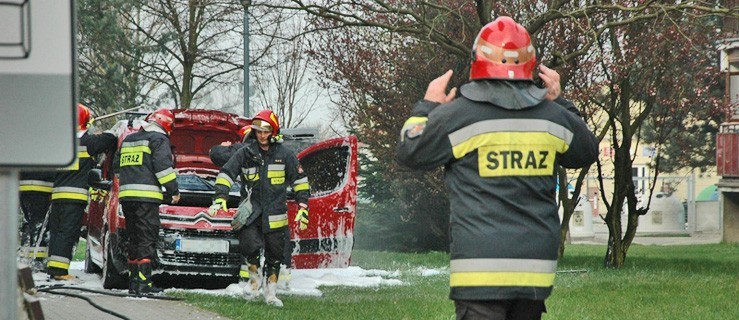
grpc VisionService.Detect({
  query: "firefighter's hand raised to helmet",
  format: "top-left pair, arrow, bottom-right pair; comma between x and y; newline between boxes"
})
424,70 -> 457,104
171,194 -> 180,204
538,64 -> 561,101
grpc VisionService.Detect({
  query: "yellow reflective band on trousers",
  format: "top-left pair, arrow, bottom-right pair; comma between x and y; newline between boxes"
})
51,192 -> 89,201
19,185 -> 53,193
239,270 -> 250,278
450,271 -> 555,287
119,189 -> 164,200
269,214 -> 288,229
47,260 -> 70,270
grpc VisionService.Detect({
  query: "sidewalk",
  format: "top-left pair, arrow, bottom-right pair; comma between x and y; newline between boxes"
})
571,232 -> 722,246
27,264 -> 227,320
37,289 -> 225,320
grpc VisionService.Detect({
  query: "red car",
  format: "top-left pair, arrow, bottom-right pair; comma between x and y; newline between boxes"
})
84,109 -> 358,289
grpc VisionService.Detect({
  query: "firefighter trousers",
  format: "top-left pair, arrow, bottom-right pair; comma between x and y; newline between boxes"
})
47,202 -> 85,276
238,219 -> 286,276
20,192 -> 51,247
121,202 -> 161,260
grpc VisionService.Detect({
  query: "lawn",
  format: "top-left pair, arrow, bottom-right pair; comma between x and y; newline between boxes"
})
74,241 -> 738,319
162,244 -> 739,320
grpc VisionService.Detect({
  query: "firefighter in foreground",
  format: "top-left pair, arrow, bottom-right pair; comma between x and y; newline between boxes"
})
18,170 -> 55,268
209,110 -> 310,307
47,104 -> 118,280
395,16 -> 599,320
209,125 -> 297,288
113,108 -> 180,295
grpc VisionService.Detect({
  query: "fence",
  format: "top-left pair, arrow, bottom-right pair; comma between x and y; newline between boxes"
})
561,174 -> 721,237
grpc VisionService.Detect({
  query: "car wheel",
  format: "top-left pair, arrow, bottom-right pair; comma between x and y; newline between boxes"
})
101,230 -> 128,289
84,234 -> 101,273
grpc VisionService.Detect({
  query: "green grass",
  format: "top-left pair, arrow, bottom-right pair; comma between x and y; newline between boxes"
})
73,239 -> 739,320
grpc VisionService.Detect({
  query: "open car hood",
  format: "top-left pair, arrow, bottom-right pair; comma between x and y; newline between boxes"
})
170,109 -> 249,171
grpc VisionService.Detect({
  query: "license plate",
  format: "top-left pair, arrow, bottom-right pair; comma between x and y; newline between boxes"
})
175,238 -> 229,253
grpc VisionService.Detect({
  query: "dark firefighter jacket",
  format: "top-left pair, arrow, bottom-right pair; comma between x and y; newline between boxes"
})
52,131 -> 117,204
210,142 -> 245,168
113,124 -> 179,203
213,139 -> 309,232
19,171 -> 56,194
395,80 -> 599,301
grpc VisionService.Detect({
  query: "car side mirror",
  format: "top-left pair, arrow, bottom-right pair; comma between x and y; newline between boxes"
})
88,168 -> 112,191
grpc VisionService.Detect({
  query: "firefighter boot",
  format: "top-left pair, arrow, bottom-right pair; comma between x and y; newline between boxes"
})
264,274 -> 283,307
244,264 -> 261,300
128,260 -> 138,294
132,259 -> 163,295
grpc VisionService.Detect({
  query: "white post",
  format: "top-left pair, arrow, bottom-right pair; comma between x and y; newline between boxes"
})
687,172 -> 696,235
0,170 -> 19,320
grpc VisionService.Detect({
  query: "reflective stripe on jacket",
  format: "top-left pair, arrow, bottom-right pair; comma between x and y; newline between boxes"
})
114,125 -> 179,204
52,131 -> 117,204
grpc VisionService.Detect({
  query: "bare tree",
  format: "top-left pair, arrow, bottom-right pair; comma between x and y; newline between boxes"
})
118,0 -> 245,109
250,12 -> 322,128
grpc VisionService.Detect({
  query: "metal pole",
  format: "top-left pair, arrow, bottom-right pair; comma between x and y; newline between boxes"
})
0,170 -> 19,320
243,4 -> 250,117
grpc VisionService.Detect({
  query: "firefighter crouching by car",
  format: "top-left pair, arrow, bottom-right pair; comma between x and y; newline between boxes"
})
18,170 -> 55,268
209,109 -> 310,307
47,103 -> 118,280
113,108 -> 180,295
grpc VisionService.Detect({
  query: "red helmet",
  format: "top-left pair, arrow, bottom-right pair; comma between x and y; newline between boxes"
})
251,109 -> 280,137
78,103 -> 91,130
237,126 -> 252,142
470,16 -> 536,81
147,108 -> 175,134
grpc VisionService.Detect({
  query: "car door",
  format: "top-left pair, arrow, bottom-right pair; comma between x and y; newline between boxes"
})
288,135 -> 358,268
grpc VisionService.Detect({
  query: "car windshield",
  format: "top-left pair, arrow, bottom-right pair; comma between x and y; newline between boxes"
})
177,174 -> 240,193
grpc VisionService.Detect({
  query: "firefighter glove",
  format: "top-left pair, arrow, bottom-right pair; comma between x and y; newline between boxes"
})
295,206 -> 309,231
231,197 -> 253,231
208,198 -> 227,216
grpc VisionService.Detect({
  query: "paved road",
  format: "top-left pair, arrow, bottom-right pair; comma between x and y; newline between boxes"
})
37,289 -> 225,320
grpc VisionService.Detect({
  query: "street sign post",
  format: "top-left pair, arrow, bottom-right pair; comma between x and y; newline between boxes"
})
0,1 -> 76,319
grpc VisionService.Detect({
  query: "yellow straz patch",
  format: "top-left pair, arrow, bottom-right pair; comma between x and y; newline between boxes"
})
478,145 -> 555,177
120,152 -> 144,167
271,177 -> 285,185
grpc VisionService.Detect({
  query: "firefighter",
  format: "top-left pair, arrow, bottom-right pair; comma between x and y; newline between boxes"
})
113,108 -> 180,295
47,103 -> 118,280
18,170 -> 55,268
209,109 -> 309,307
209,125 -> 296,288
395,16 -> 599,320
209,125 -> 252,167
